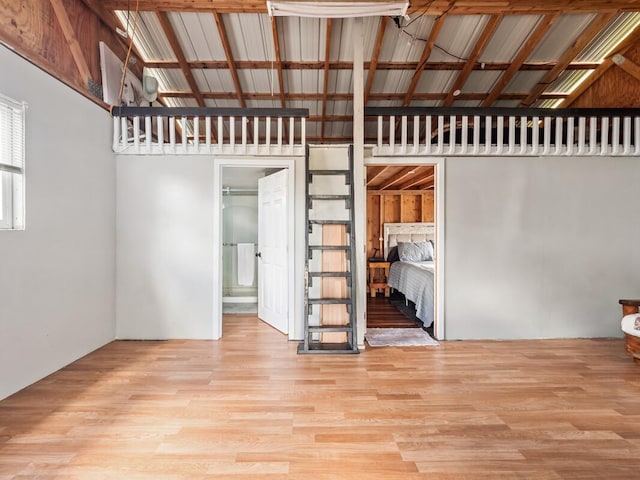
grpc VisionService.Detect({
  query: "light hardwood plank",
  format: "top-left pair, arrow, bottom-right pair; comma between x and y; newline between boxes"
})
0,315 -> 638,479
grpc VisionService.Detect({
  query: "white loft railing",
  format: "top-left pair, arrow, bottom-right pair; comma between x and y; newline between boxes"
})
112,107 -> 308,155
366,107 -> 640,157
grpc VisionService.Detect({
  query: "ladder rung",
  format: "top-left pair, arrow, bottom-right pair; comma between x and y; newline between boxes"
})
308,272 -> 351,277
309,220 -> 351,225
308,325 -> 353,332
308,298 -> 352,305
309,195 -> 350,200
298,342 -> 359,354
308,169 -> 350,176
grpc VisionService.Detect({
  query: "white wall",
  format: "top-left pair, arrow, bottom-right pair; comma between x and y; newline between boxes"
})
0,46 -> 115,400
445,155 -> 640,339
116,155 -> 214,339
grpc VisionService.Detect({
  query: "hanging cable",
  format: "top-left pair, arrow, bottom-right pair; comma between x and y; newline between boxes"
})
115,0 -> 140,111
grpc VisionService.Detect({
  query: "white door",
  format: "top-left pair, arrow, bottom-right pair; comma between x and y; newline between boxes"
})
257,169 -> 288,334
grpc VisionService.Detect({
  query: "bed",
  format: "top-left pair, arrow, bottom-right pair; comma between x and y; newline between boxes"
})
383,223 -> 435,327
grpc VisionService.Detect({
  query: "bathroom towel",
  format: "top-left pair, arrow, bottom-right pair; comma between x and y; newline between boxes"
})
237,243 -> 255,286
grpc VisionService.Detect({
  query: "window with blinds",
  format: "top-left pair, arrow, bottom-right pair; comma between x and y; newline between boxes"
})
0,93 -> 26,230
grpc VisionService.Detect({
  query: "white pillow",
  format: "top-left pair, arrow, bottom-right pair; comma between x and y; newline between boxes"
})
397,241 -> 434,262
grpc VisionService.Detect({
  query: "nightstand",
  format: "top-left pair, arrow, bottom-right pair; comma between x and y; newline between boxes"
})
368,260 -> 390,298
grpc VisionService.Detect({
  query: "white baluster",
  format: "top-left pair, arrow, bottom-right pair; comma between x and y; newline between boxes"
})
437,116 -> 444,154
600,117 -> 609,155
543,117 -> 551,155
577,117 -> 586,155
425,116 -> 431,155
612,117 -> 620,154
205,116 -> 211,149
145,115 -> 152,151
531,117 -> 539,155
554,117 -> 562,155
623,116 -> 631,154
496,116 -> 503,155
413,115 -> 419,153
401,116 -> 407,154
461,115 -> 468,155
472,115 -> 480,154
194,116 -> 200,150
566,117 -> 574,155
589,117 -> 597,155
133,116 -> 140,152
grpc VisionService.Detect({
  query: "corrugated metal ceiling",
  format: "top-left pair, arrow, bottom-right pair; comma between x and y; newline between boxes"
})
109,4 -> 640,142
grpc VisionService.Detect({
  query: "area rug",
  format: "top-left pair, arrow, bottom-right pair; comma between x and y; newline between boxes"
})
365,328 -> 440,347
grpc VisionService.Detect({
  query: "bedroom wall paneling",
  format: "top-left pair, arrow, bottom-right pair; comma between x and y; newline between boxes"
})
0,46 -> 115,400
445,155 -> 640,340
366,189 -> 435,258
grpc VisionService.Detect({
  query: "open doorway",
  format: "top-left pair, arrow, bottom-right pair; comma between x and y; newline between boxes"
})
213,159 -> 296,340
365,162 -> 441,339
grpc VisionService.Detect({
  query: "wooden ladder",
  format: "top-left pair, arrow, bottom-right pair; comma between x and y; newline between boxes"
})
298,145 -> 359,354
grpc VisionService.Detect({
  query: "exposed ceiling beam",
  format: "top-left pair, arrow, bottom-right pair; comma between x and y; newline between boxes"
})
364,17 -> 388,105
79,0 -> 144,74
212,10 -> 246,108
366,166 -> 390,186
378,166 -> 420,190
562,21 -> 640,107
482,13 -> 559,107
395,171 -> 435,190
443,14 -> 502,107
103,0 -> 640,14
521,12 -> 617,107
403,12 -> 449,106
269,15 -> 287,108
49,0 -> 93,85
159,90 -> 567,101
321,18 -> 332,142
143,59 -> 601,71
613,54 -> 640,81
156,11 -> 206,106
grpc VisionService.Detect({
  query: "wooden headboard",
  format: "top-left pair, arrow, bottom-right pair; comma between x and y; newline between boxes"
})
383,222 -> 435,259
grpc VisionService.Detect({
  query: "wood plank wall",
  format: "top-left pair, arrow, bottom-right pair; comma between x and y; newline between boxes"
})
366,190 -> 434,259
0,0 -> 141,108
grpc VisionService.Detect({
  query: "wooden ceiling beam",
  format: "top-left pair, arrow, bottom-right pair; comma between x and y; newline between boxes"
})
157,11 -> 206,106
213,10 -> 246,108
394,169 -> 435,190
482,13 -> 559,107
321,18 -> 332,142
364,17 -> 388,105
49,0 -> 93,86
443,14 -> 502,107
521,12 -> 617,107
613,54 -> 640,82
103,0 -> 640,13
366,166 -> 390,186
562,21 -> 640,107
403,11 -> 449,107
378,166 -> 421,190
79,0 -> 144,74
159,90 -> 567,102
143,59 -> 601,71
269,16 -> 287,109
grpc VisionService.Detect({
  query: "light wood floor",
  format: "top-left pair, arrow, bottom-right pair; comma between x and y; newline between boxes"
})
1,315 -> 639,479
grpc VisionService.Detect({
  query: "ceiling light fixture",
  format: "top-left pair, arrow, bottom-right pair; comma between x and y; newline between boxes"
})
266,1 -> 409,18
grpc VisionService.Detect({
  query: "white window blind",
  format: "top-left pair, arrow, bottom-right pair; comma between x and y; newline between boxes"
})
0,93 -> 26,230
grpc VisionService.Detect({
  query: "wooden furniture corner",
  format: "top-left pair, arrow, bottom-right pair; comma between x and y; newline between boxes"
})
368,261 -> 390,298
619,299 -> 640,365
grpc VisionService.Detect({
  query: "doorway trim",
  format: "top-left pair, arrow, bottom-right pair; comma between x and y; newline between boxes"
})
213,157 -> 296,340
362,156 -> 446,340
